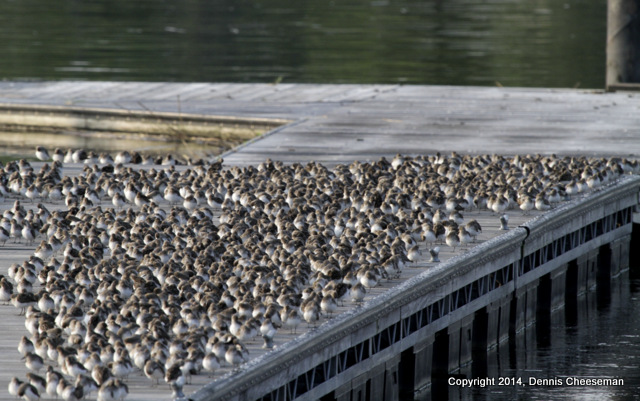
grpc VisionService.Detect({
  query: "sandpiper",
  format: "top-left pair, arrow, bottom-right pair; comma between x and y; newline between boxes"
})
225,344 -> 248,368
518,195 -> 534,214
282,307 -> 302,334
143,359 -> 164,385
406,245 -> 421,265
458,227 -> 473,248
350,282 -> 366,303
17,382 -> 40,401
260,318 -> 278,349
35,146 -> 51,161
12,292 -> 37,315
97,378 -> 128,401
26,372 -> 47,395
24,352 -> 45,372
320,294 -> 338,317
464,220 -> 482,242
202,352 -> 220,375
534,193 -> 551,211
52,148 -> 65,162
8,376 -> 23,397
445,232 -> 460,252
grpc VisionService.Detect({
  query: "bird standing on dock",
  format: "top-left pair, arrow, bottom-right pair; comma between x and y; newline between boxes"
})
320,294 -> 338,317
302,299 -> 321,327
12,292 -> 37,315
464,220 -> 482,242
0,277 -> 13,303
35,146 -> 50,161
534,193 -> 551,211
445,231 -> 460,252
350,282 -> 366,303
17,382 -> 40,401
260,317 -> 278,349
406,245 -> 421,265
458,227 -> 473,248
24,352 -> 45,372
202,352 -> 220,375
8,377 -> 23,397
518,195 -> 534,214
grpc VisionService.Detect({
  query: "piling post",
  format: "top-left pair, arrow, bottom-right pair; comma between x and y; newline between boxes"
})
413,335 -> 435,392
607,0 -> 640,90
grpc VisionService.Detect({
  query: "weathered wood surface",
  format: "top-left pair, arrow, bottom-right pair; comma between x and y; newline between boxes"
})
0,82 -> 638,166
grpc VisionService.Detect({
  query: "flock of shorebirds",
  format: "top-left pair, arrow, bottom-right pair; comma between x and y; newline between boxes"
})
2,146 -> 638,401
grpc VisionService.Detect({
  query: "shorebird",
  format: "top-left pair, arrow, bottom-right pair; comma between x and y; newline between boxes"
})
406,245 -> 421,265
97,379 -> 128,401
0,277 -> 13,302
52,148 -> 65,162
114,151 -> 132,164
458,227 -> 473,248
24,352 -> 45,372
490,195 -> 509,214
26,372 -> 46,395
445,232 -> 460,252
320,294 -> 338,317
91,365 -> 112,387
260,319 -> 277,349
359,270 -> 379,289
12,292 -> 37,315
17,382 -> 40,401
518,195 -> 534,214
8,377 -> 23,397
21,221 -> 37,245
225,344 -> 248,368
202,352 -> 220,375
35,146 -> 50,161
565,180 -> 579,199
143,359 -> 164,385
0,226 -> 10,246
350,282 -> 366,303
112,193 -> 126,210
465,220 -> 482,242
46,366 -> 65,397
534,193 -> 551,211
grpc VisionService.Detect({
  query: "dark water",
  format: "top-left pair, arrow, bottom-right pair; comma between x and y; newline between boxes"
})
440,271 -> 640,401
0,0 -> 606,88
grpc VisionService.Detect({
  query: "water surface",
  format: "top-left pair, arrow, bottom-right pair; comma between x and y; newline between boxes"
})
443,272 -> 640,401
0,0 -> 606,88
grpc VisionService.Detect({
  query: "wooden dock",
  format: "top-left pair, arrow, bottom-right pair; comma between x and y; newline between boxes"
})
0,82 -> 639,166
0,82 -> 637,401
0,160 -> 556,401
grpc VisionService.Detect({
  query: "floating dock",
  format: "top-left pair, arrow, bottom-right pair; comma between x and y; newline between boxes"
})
0,82 -> 639,164
0,82 -> 638,401
193,176 -> 638,401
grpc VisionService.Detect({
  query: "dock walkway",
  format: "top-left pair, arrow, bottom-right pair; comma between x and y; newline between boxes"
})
0,82 -> 638,165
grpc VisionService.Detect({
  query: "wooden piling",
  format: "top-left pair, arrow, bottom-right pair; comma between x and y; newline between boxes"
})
607,0 -> 640,90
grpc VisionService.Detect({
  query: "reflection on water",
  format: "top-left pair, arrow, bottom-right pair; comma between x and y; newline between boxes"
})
438,272 -> 640,401
0,0 -> 606,88
0,131 -> 238,162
